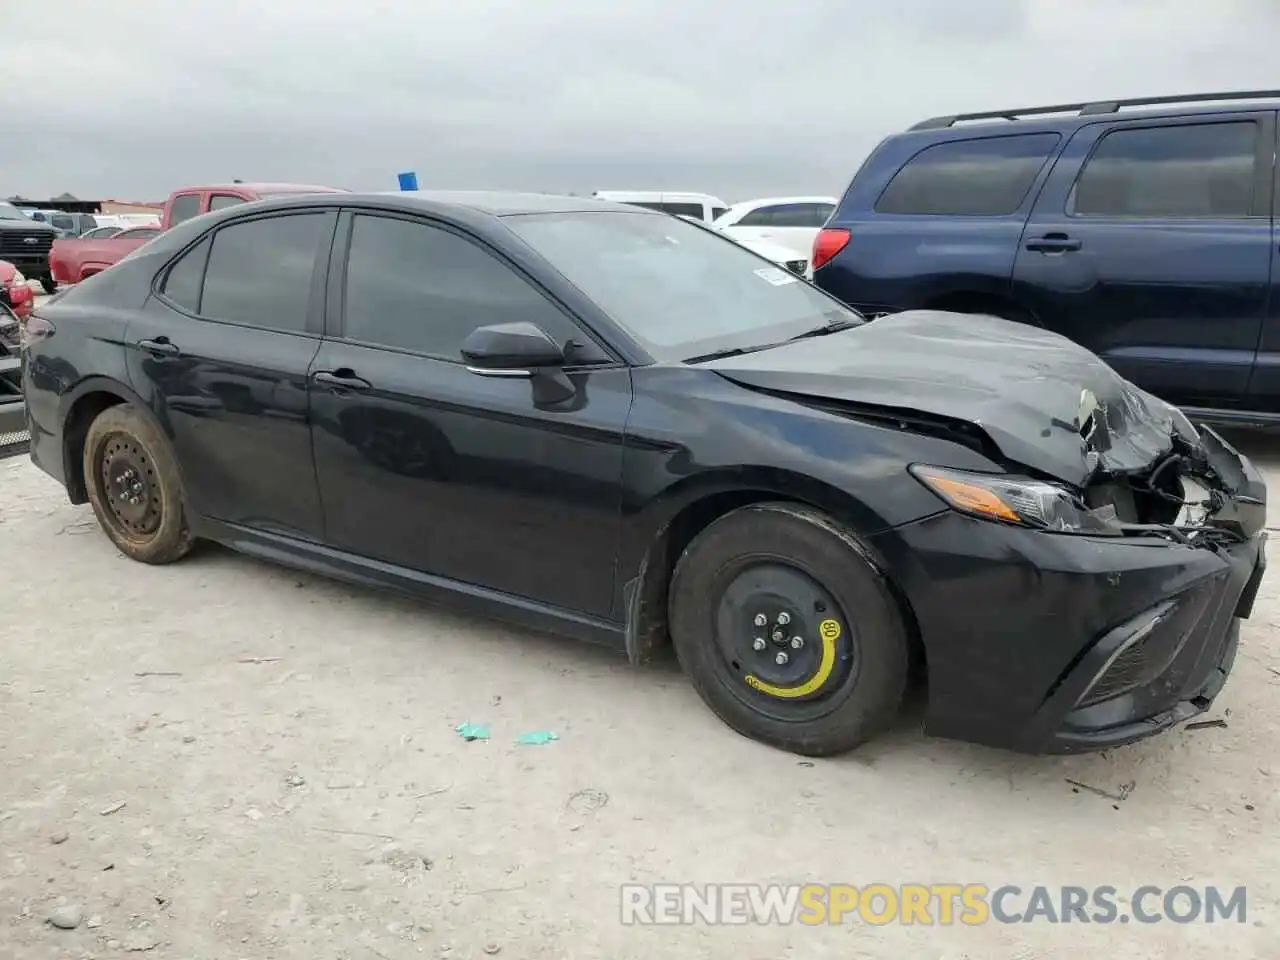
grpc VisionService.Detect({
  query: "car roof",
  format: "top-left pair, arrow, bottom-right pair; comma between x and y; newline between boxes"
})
371,190 -> 654,216
182,182 -> 347,195
905,92 -> 1280,139
591,190 -> 727,205
165,190 -> 661,226
722,196 -> 839,212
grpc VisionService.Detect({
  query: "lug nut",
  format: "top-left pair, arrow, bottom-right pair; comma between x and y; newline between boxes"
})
790,636 -> 803,649
752,637 -> 766,651
775,651 -> 789,666
777,612 -> 791,626
753,613 -> 767,627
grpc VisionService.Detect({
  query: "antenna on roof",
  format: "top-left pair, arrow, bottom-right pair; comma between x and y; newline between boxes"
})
232,179 -> 244,184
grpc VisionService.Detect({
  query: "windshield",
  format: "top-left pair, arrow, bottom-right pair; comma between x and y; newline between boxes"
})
504,210 -> 861,361
0,202 -> 28,221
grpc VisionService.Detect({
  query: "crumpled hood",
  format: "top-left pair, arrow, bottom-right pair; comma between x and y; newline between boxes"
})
705,310 -> 1186,487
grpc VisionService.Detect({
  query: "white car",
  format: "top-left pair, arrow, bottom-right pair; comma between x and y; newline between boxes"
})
732,236 -> 810,276
712,195 -> 838,260
674,215 -> 809,275
591,191 -> 728,224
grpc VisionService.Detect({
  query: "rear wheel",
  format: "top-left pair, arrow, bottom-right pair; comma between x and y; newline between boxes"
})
668,502 -> 909,756
83,405 -> 193,564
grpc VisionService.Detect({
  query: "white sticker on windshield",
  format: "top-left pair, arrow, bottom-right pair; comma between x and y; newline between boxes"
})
754,266 -> 798,286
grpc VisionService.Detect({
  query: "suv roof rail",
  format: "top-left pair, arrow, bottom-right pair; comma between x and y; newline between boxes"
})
909,89 -> 1280,131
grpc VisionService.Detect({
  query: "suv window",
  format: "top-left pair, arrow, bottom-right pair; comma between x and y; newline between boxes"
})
1072,121 -> 1258,219
209,194 -> 246,212
200,213 -> 326,332
51,215 -> 75,231
342,214 -> 579,359
875,133 -> 1061,216
169,194 -> 201,226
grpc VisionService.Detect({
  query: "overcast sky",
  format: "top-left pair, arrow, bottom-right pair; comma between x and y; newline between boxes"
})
3,0 -> 1278,202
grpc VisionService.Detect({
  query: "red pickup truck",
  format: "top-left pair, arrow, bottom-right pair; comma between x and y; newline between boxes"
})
50,226 -> 161,285
47,181 -> 344,287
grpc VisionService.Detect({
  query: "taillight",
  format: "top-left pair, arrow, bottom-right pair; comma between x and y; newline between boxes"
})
20,314 -> 55,347
811,228 -> 851,271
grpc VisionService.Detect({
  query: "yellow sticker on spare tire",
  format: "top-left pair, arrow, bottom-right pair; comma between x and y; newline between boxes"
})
744,622 -> 841,700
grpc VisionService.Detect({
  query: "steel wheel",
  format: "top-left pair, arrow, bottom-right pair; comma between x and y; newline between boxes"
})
712,559 -> 857,722
82,404 -> 193,565
669,502 -> 910,756
97,433 -> 163,540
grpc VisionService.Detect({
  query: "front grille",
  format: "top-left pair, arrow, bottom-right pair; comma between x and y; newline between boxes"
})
1076,590 -> 1211,708
0,229 -> 54,257
1084,640 -> 1160,705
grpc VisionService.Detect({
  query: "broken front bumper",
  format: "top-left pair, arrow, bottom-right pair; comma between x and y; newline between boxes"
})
870,427 -> 1268,754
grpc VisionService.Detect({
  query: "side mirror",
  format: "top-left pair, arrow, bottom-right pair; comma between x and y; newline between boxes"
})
461,322 -> 564,374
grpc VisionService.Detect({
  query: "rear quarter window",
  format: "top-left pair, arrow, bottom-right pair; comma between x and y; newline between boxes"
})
874,133 -> 1061,216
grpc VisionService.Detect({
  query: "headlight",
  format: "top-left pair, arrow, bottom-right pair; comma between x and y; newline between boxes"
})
909,464 -> 1116,533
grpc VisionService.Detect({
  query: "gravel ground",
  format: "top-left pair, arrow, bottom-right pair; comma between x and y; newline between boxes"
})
1,340 -> 1278,957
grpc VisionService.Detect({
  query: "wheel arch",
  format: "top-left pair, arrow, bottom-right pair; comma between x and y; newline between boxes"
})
60,377 -> 163,504
621,469 -> 924,672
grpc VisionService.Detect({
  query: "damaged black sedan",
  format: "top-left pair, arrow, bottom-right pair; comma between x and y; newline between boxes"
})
20,191 -> 1267,757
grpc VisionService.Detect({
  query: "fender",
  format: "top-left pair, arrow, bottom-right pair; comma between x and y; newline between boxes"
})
618,466 -> 899,665
58,375 -> 178,503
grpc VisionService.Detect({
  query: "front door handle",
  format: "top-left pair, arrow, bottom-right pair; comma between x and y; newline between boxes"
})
1026,234 -> 1082,253
313,369 -> 372,391
136,337 -> 180,357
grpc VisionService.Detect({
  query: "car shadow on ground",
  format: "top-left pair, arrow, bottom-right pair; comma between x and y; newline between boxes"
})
173,530 -> 1244,819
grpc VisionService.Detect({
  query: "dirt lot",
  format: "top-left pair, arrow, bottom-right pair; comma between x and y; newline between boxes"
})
2,412 -> 1278,957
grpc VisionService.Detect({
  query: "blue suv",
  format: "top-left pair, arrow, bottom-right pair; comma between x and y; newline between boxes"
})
813,91 -> 1280,425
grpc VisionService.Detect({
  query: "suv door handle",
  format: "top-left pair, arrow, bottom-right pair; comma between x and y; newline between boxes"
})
136,337 -> 180,357
312,369 -> 372,391
1026,234 -> 1082,253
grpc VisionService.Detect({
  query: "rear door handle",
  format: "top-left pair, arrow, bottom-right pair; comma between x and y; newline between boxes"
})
136,337 -> 179,357
1026,234 -> 1082,253
312,369 -> 372,391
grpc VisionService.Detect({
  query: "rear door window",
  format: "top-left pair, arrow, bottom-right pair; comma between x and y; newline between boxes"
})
159,237 -> 211,313
199,213 -> 328,332
875,133 -> 1061,216
1070,121 -> 1258,219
